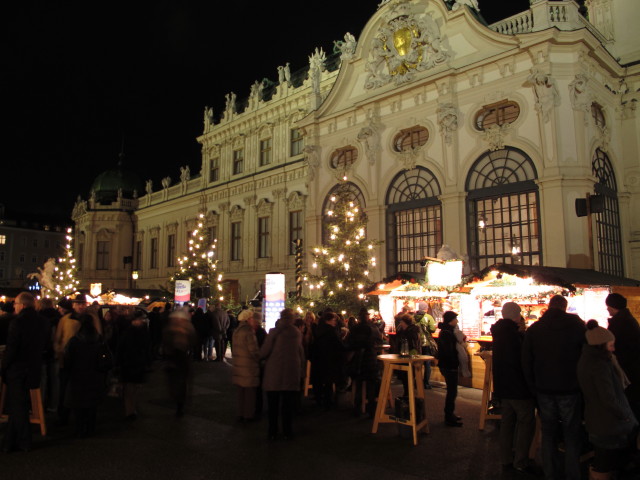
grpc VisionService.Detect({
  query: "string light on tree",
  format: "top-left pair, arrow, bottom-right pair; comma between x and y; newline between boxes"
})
300,183 -> 382,315
169,213 -> 224,303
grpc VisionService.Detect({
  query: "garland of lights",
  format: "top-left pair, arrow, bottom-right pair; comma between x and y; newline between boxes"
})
299,185 -> 382,315
42,227 -> 80,300
169,213 -> 224,303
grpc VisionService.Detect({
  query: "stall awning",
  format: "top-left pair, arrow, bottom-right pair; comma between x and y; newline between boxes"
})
472,264 -> 640,292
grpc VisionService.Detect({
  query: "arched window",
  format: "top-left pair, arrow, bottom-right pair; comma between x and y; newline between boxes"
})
386,167 -> 442,274
393,126 -> 429,152
321,182 -> 366,244
592,149 -> 623,276
474,100 -> 520,131
330,146 -> 358,170
466,147 -> 541,270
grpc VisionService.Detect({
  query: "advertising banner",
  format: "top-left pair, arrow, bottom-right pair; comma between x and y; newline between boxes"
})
175,280 -> 191,303
264,273 -> 285,331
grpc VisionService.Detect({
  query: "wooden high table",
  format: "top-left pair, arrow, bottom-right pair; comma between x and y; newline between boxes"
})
371,354 -> 434,446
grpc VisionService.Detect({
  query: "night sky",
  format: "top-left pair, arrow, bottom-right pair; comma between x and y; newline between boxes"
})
3,0 -> 530,220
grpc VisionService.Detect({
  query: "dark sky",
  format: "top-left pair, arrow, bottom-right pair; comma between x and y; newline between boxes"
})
3,0 -> 529,220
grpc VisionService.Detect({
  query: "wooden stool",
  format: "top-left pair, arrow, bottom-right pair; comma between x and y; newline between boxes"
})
477,351 -> 501,430
371,354 -> 433,446
0,385 -> 47,436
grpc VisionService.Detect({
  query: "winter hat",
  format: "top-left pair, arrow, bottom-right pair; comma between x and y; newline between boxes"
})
238,309 -> 253,322
442,311 -> 458,324
585,319 -> 615,345
57,299 -> 73,311
605,293 -> 627,310
501,302 -> 521,321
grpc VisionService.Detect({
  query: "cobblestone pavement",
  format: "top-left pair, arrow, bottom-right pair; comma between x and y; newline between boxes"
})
0,356 -> 525,480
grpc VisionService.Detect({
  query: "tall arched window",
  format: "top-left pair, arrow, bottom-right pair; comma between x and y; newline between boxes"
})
386,167 -> 442,274
466,147 -> 541,270
592,149 -> 623,276
321,182 -> 366,244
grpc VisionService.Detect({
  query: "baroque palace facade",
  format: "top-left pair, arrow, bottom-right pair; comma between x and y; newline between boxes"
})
72,0 -> 640,300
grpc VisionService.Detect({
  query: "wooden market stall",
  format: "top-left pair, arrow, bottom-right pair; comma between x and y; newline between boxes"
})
368,264 -> 640,391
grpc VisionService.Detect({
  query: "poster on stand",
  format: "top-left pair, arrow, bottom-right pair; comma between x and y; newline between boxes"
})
175,280 -> 191,303
264,273 -> 285,331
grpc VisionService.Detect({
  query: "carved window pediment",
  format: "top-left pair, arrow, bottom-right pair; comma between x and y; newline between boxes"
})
96,229 -> 112,241
287,191 -> 306,211
230,205 -> 245,222
256,199 -> 273,216
166,222 -> 178,235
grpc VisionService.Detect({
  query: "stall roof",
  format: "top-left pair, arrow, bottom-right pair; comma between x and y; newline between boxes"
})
473,264 -> 640,291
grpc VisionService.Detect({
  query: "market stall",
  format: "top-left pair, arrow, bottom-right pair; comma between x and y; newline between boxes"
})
368,263 -> 640,390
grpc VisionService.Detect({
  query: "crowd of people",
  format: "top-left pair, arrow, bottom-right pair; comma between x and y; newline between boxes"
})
1,290 -> 640,480
490,293 -> 640,480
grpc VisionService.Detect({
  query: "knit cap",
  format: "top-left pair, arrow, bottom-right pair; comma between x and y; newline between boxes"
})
605,293 -> 627,310
442,311 -> 458,324
585,319 -> 615,346
501,302 -> 521,321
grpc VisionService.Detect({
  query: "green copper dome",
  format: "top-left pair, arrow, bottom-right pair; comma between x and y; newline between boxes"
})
90,164 -> 142,205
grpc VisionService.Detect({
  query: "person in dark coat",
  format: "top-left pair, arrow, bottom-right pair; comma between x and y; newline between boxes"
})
436,311 -> 462,427
148,306 -> 163,360
490,302 -> 536,474
116,310 -> 150,420
191,307 -> 208,361
394,313 -> 421,397
207,302 -> 229,361
37,298 -> 60,412
347,308 -> 382,417
522,295 -> 585,480
310,311 -> 346,409
63,313 -> 107,438
579,320 -> 638,479
1,293 -> 48,452
605,293 -> 640,421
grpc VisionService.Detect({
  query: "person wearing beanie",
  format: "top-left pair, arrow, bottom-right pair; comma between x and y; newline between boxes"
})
231,309 -> 261,422
522,295 -> 585,480
606,293 -> 640,421
436,311 -> 462,426
490,302 -> 536,475
578,320 -> 638,479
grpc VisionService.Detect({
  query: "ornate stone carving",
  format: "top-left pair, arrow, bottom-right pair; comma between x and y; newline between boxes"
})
334,32 -> 357,62
396,150 -> 419,171
230,205 -> 245,222
357,112 -> 383,166
595,125 -> 611,152
569,74 -> 591,123
180,166 -> 190,183
272,188 -> 287,200
166,222 -> 178,235
526,68 -> 560,123
365,2 -> 449,89
224,92 -> 236,119
161,177 -> 172,189
437,103 -> 458,144
243,195 -> 256,207
286,191 -> 306,211
483,123 -> 511,151
203,106 -> 214,132
308,47 -> 326,99
303,145 -> 321,181
256,199 -> 273,216
451,0 -> 479,11
219,201 -> 230,212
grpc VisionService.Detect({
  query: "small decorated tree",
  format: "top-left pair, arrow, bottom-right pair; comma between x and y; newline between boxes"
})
38,228 -> 80,300
301,184 -> 381,315
169,213 -> 224,304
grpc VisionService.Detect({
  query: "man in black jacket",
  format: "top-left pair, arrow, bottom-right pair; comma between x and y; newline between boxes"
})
491,302 -> 535,474
436,311 -> 462,427
606,293 -> 640,421
522,295 -> 585,480
1,292 -> 49,453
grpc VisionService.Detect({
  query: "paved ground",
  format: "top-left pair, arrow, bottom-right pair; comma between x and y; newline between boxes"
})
0,356 -> 540,480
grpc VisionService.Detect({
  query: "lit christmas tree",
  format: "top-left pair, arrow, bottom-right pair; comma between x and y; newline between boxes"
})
169,213 -> 224,303
302,184 -> 381,315
42,228 -> 80,300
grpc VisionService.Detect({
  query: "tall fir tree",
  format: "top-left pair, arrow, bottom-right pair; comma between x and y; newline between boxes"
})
43,227 -> 80,300
169,213 -> 224,303
302,184 -> 381,315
